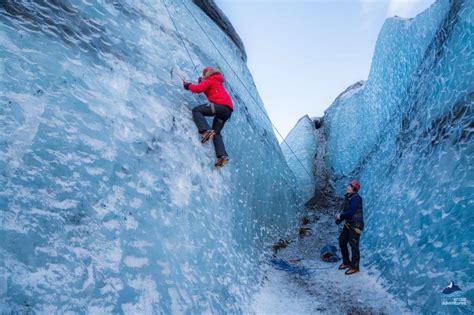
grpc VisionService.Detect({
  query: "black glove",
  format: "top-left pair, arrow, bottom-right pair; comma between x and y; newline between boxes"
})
335,219 -> 342,225
183,82 -> 190,90
198,76 -> 203,83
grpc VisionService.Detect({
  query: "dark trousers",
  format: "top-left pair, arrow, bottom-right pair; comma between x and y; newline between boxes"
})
192,103 -> 232,158
339,225 -> 361,269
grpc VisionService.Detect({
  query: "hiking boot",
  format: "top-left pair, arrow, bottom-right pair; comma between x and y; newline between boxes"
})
338,263 -> 350,270
200,129 -> 216,144
345,267 -> 359,275
215,156 -> 229,168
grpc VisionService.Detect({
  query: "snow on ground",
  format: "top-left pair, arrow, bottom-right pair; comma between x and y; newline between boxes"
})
249,208 -> 410,314
249,265 -> 322,315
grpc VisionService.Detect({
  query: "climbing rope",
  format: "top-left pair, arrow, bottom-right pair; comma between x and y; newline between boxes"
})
162,0 -> 199,77
162,0 -> 313,181
162,0 -> 206,104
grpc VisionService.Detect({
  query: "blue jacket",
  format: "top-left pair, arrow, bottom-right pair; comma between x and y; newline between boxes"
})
340,193 -> 364,227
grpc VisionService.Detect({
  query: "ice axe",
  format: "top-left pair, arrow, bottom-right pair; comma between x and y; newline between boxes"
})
170,67 -> 188,82
170,66 -> 206,103
170,64 -> 201,82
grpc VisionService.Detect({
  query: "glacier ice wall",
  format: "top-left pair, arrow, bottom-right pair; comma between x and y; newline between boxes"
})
0,0 -> 301,313
323,0 -> 473,312
281,115 -> 316,202
192,0 -> 247,61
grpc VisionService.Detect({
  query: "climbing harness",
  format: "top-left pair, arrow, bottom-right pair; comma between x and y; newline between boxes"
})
344,223 -> 363,235
206,103 -> 229,124
210,102 -> 216,115
162,0 -> 313,182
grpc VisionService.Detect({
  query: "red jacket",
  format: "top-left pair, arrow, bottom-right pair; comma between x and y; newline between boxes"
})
188,73 -> 233,110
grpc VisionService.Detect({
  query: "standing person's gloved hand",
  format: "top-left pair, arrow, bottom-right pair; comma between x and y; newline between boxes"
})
183,81 -> 191,90
198,76 -> 203,83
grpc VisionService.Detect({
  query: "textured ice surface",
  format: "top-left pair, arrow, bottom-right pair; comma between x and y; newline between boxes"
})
323,0 -> 473,312
281,115 -> 316,202
0,1 -> 301,313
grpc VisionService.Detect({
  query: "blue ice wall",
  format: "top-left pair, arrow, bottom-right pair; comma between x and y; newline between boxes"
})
281,115 -> 316,202
324,0 -> 473,312
0,1 -> 301,313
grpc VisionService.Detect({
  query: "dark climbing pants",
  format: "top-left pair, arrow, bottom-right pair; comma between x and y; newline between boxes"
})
192,103 -> 232,158
339,225 -> 361,269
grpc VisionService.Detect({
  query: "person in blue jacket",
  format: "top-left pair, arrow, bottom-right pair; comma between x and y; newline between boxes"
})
335,180 -> 364,275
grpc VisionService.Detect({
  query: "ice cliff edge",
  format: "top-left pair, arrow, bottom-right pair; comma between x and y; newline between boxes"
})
192,0 -> 247,62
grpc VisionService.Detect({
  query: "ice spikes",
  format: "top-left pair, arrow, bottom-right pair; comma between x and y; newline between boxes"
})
214,156 -> 229,168
200,130 -> 216,144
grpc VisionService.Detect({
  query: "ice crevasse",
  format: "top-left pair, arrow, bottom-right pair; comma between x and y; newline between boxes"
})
284,0 -> 473,313
0,0 -> 303,313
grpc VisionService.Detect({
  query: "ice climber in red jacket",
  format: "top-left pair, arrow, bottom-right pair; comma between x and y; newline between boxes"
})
183,67 -> 234,168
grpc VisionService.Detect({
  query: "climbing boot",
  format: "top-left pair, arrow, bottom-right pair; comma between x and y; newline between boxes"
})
215,156 -> 229,168
338,263 -> 350,270
345,267 -> 360,275
200,129 -> 216,144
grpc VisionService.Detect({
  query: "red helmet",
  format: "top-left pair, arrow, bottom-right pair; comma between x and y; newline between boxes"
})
202,66 -> 220,78
349,180 -> 361,191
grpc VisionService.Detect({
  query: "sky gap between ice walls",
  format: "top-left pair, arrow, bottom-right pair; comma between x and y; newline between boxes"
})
0,0 -> 303,313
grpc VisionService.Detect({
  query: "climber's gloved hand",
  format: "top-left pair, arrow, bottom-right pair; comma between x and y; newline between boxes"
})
183,81 -> 191,90
198,76 -> 203,83
335,219 -> 342,225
